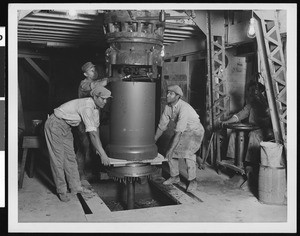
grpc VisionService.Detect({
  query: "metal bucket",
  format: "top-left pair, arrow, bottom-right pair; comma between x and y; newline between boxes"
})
258,164 -> 287,205
106,81 -> 158,161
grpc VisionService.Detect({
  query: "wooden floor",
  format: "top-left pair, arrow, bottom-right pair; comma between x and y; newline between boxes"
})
17,162 -> 288,232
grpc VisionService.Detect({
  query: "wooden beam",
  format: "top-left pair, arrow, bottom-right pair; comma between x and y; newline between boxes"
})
193,10 -> 208,35
18,49 -> 49,60
165,37 -> 206,59
24,57 -> 49,83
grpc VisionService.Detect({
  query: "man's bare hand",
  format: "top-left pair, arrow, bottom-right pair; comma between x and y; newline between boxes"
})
100,156 -> 110,166
96,151 -> 110,166
166,151 -> 173,162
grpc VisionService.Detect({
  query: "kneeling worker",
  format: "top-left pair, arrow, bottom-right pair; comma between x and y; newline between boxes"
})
154,85 -> 205,192
44,85 -> 112,202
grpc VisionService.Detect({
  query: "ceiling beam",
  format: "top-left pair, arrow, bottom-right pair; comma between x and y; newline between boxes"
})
21,16 -> 101,26
18,28 -> 100,37
24,57 -> 49,83
18,20 -> 102,30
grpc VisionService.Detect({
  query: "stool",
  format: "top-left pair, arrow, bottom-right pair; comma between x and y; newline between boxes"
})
220,123 -> 259,175
19,136 -> 42,188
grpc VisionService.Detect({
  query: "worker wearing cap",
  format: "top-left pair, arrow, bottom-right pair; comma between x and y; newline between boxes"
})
44,86 -> 112,202
76,62 -> 108,180
154,85 -> 205,192
221,81 -> 273,168
78,62 -> 108,98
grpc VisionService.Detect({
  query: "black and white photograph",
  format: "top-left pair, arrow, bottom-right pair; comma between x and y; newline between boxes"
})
6,3 -> 297,233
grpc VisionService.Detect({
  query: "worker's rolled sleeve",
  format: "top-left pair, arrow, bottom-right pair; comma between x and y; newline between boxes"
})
235,104 -> 251,122
80,107 -> 99,132
157,108 -> 170,132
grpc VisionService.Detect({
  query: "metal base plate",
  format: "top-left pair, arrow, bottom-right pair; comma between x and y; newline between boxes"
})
107,163 -> 157,179
108,153 -> 166,167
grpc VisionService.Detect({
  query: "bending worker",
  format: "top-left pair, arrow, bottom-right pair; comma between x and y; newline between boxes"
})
221,81 -> 273,168
154,85 -> 205,192
76,62 -> 108,180
44,85 -> 112,202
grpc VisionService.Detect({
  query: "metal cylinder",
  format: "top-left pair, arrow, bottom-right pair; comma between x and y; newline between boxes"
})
126,181 -> 135,210
106,81 -> 158,161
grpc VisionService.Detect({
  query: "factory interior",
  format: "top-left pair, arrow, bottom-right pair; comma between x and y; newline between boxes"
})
8,5 -> 296,233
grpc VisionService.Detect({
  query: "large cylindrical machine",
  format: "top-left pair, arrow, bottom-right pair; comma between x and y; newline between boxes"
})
107,81 -> 157,161
103,10 -> 165,209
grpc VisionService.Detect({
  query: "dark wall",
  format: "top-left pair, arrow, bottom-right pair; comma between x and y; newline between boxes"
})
18,58 -> 49,112
18,46 -> 107,131
189,59 -> 206,125
48,47 -> 106,112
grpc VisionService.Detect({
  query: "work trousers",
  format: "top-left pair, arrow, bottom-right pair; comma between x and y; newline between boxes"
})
170,126 -> 204,181
44,114 -> 82,194
226,129 -> 264,164
169,157 -> 197,181
74,122 -> 92,179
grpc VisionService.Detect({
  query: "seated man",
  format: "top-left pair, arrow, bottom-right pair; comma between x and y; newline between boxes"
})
221,81 -> 273,168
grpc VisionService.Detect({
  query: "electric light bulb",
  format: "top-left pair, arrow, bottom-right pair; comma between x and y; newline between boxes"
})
67,10 -> 77,20
247,17 -> 256,38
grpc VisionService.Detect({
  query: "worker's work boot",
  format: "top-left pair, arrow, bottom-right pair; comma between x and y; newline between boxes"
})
186,179 -> 197,192
163,176 -> 180,185
71,186 -> 95,200
58,193 -> 70,202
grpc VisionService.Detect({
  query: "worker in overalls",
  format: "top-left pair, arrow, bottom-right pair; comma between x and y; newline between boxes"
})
76,62 -> 108,181
44,86 -> 112,202
154,85 -> 205,192
221,81 -> 273,170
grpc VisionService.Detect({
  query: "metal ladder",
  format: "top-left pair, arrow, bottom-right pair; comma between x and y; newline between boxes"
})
254,11 -> 287,151
205,11 -> 230,165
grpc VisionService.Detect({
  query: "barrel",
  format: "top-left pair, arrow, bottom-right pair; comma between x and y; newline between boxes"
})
260,141 -> 283,167
106,81 -> 158,161
258,165 -> 287,205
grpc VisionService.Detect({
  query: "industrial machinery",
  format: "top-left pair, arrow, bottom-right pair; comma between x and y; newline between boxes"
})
103,10 -> 165,209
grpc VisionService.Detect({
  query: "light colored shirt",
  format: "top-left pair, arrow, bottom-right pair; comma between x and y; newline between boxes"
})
54,97 -> 99,132
158,99 -> 201,133
235,103 -> 257,125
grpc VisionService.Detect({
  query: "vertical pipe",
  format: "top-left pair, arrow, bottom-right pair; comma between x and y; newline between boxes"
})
127,180 -> 135,210
235,130 -> 244,168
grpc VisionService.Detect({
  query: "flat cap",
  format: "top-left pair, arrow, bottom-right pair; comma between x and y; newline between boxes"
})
167,85 -> 183,97
90,85 -> 112,98
81,62 -> 95,73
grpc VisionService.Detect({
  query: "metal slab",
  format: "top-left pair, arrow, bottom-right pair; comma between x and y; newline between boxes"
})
108,153 -> 167,167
